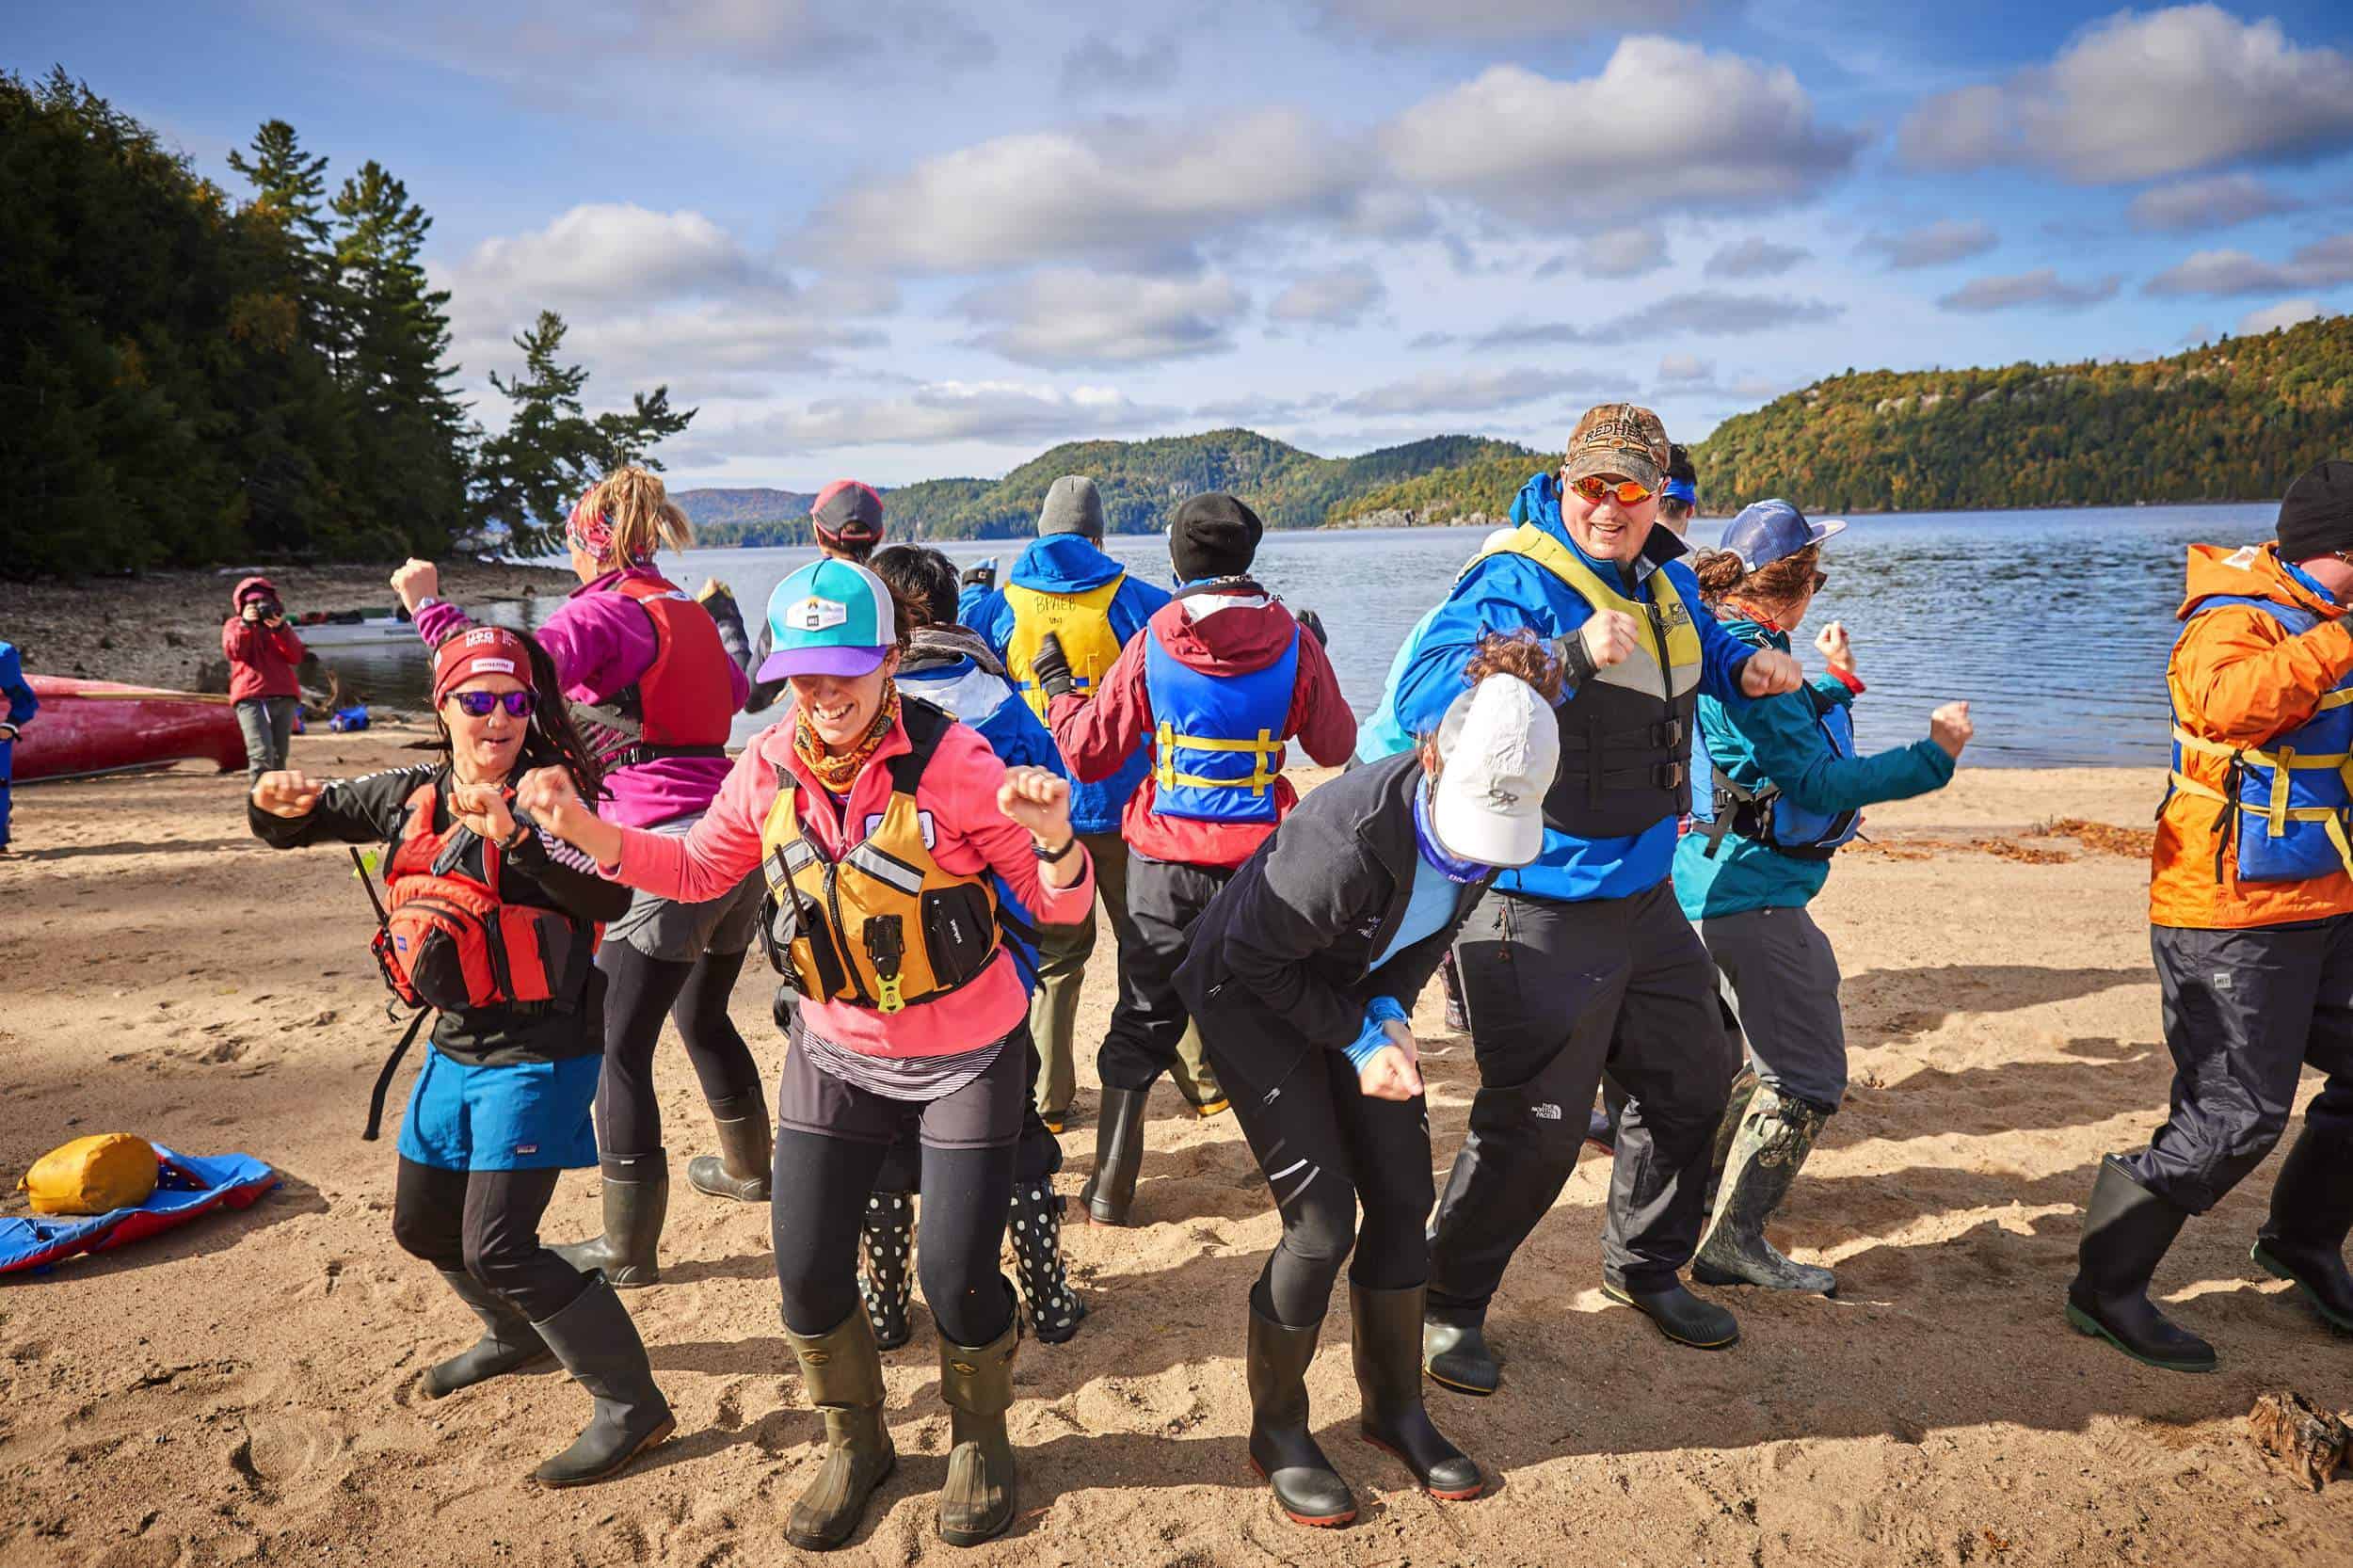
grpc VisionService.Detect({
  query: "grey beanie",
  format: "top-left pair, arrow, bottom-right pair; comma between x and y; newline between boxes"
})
1037,474 -> 1105,539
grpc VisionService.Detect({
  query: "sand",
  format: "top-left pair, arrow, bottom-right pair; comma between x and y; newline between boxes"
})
3,745 -> 2350,1567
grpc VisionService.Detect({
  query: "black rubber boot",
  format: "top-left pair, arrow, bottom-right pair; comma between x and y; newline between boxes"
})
783,1307 -> 898,1551
936,1311 -> 1021,1547
1705,1064 -> 1760,1204
1246,1291 -> 1356,1528
554,1152 -> 669,1289
2252,1123 -> 2353,1334
687,1094 -> 773,1204
1600,1279 -> 1739,1350
423,1269 -> 552,1399
1352,1285 -> 1482,1500
1009,1179 -> 1086,1344
2066,1155 -> 2217,1373
1693,1083 -> 1838,1295
1080,1085 -> 1149,1226
1420,1306 -> 1501,1397
857,1191 -> 916,1352
528,1273 -> 677,1486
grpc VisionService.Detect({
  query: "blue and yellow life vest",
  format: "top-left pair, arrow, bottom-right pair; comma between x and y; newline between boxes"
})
1141,623 -> 1299,824
1004,577 -> 1126,719
2166,595 -> 2353,883
1691,687 -> 1864,862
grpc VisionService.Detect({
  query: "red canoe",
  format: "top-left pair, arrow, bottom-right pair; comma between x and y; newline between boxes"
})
14,678 -> 248,783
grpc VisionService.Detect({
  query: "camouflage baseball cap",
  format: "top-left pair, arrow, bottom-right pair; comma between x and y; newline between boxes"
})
1563,404 -> 1672,490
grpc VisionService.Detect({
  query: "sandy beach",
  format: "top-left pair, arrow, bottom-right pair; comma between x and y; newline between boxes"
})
4,744 -> 2350,1567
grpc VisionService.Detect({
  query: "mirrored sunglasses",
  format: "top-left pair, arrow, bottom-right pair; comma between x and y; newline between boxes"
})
1570,474 -> 1656,505
448,690 -> 537,718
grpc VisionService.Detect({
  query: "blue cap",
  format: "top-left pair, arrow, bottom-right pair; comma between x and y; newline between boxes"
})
1718,499 -> 1846,574
759,559 -> 898,681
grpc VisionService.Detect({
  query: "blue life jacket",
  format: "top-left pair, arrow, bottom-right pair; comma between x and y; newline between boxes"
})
2168,595 -> 2353,883
1692,686 -> 1864,862
1142,626 -> 1300,824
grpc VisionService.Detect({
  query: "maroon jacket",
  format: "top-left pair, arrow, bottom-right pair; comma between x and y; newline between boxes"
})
1048,581 -> 1356,869
221,575 -> 307,701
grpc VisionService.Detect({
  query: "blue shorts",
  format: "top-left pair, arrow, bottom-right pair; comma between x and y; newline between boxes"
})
395,1048 -> 601,1172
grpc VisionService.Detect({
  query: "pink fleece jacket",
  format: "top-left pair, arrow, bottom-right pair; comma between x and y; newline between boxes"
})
609,700 -> 1095,1059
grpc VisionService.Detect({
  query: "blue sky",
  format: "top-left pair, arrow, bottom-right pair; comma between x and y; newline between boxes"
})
15,1 -> 2353,489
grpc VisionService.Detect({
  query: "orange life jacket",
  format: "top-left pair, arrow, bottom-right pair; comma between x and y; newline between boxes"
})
568,571 -> 737,769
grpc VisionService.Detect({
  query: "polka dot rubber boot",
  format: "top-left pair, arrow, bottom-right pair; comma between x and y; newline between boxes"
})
858,1192 -> 915,1351
1008,1180 -> 1087,1344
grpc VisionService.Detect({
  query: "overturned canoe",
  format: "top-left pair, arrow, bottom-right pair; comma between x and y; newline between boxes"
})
14,678 -> 248,782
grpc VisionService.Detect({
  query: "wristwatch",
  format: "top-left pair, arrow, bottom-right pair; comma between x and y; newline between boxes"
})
1033,834 -> 1080,864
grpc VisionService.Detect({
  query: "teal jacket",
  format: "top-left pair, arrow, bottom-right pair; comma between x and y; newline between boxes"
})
1674,616 -> 1955,920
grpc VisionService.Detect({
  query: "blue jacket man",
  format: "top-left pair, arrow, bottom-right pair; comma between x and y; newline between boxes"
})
1397,405 -> 1804,1389
0,640 -> 35,852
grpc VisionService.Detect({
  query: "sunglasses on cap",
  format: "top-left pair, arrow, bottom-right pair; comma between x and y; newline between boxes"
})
447,690 -> 538,718
1570,474 -> 1657,506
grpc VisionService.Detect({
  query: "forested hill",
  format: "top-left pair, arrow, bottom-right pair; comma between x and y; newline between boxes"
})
683,432 -> 1540,544
1334,313 -> 2353,524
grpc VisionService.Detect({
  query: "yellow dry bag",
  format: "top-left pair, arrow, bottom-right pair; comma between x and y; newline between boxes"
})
20,1133 -> 159,1215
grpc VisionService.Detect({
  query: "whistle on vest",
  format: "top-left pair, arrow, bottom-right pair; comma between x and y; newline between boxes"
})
865,915 -> 907,1015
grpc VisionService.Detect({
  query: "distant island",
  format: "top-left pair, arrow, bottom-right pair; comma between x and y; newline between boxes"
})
681,313 -> 2348,544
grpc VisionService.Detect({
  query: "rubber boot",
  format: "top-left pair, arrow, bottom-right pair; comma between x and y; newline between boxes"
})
1080,1085 -> 1148,1226
1599,1280 -> 1740,1350
2252,1123 -> 2353,1334
554,1152 -> 668,1289
1009,1179 -> 1087,1344
2065,1155 -> 2217,1373
687,1093 -> 773,1204
1693,1082 -> 1838,1296
1705,1064 -> 1760,1205
1246,1292 -> 1355,1528
857,1192 -> 916,1352
1439,948 -> 1469,1034
528,1273 -> 677,1486
1420,1307 -> 1501,1397
423,1269 -> 552,1399
936,1312 -> 1021,1546
783,1307 -> 898,1551
1352,1285 -> 1482,1500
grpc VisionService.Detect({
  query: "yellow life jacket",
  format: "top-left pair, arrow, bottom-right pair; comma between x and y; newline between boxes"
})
1004,576 -> 1127,719
755,698 -> 1003,1016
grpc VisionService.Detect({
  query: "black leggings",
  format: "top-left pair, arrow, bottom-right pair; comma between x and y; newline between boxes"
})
772,1129 -> 1017,1346
1221,1047 -> 1434,1327
391,1158 -> 587,1321
594,941 -> 761,1159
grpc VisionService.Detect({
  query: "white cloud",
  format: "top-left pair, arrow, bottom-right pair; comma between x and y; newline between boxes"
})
733,382 -> 1179,450
1575,225 -> 1670,279
1859,218 -> 1997,269
2127,174 -> 2303,233
1898,6 -> 2353,183
455,202 -> 781,306
1382,40 -> 1864,225
1704,237 -> 1808,280
1315,0 -> 1728,42
1333,365 -> 1637,416
1657,354 -> 1715,384
1936,269 -> 2121,312
1269,263 -> 1387,328
2143,233 -> 2353,297
1470,290 -> 1842,348
2236,298 -> 2326,335
804,109 -> 1365,273
955,271 -> 1248,367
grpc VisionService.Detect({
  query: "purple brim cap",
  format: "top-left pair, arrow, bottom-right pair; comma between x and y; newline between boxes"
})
756,643 -> 889,681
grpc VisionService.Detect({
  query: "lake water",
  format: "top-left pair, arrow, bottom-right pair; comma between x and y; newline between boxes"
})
322,502 -> 2281,767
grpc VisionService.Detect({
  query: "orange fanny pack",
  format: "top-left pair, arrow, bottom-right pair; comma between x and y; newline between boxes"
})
372,873 -> 578,1014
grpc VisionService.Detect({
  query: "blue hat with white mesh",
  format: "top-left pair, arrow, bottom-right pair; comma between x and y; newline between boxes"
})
1718,499 -> 1847,574
759,558 -> 897,680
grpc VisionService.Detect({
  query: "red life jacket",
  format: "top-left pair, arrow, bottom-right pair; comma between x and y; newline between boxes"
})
364,782 -> 592,1016
568,571 -> 737,770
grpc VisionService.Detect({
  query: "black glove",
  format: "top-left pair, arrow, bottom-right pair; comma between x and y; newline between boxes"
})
1032,632 -> 1075,699
1295,607 -> 1328,648
960,559 -> 998,591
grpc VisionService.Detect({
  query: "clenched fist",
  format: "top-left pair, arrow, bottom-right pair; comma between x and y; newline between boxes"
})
1929,701 -> 1974,760
1358,1020 -> 1423,1101
1814,620 -> 1854,677
1577,609 -> 1641,670
449,779 -> 518,844
390,558 -> 441,614
997,765 -> 1074,843
251,770 -> 324,818
1740,648 -> 1804,696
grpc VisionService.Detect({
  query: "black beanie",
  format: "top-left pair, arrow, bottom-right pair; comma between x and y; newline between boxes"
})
1169,493 -> 1264,583
2276,459 -> 2353,562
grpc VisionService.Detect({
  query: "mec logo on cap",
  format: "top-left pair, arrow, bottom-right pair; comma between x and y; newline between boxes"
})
784,595 -> 849,632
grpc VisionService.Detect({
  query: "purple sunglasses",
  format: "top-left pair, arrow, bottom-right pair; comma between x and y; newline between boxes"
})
448,690 -> 538,718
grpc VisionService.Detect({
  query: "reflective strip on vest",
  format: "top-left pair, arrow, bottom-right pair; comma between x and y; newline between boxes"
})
1004,577 -> 1126,719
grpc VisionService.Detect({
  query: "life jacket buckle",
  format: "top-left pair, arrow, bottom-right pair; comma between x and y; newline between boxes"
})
1653,760 -> 1686,790
864,915 -> 908,1016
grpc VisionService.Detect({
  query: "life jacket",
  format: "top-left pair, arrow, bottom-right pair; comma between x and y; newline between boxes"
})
1141,618 -> 1299,824
1690,687 -> 1863,862
2164,593 -> 2353,883
567,572 -> 737,770
1004,576 -> 1126,718
1465,523 -> 1703,839
755,698 -> 1006,1015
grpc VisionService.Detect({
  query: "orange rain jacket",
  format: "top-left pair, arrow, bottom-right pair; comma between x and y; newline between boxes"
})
2153,542 -> 2353,929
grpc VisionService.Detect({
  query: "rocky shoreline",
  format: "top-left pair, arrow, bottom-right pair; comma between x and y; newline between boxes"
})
0,562 -> 575,700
